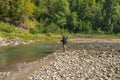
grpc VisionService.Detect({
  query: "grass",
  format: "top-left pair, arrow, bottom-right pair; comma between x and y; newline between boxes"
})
0,21 -> 64,41
0,21 -> 120,40
0,32 -> 120,41
72,33 -> 120,39
0,32 -> 63,40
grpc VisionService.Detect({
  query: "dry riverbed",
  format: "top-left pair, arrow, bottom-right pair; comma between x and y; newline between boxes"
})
0,38 -> 120,80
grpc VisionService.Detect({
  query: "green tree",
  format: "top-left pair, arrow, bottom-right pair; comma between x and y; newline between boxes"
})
0,0 -> 11,20
91,0 -> 104,32
0,0 -> 120,34
68,0 -> 93,33
54,0 -> 70,29
102,0 -> 118,33
0,0 -> 35,24
34,0 -> 70,33
113,1 -> 120,34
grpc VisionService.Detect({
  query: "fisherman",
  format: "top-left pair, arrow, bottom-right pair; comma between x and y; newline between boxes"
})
61,34 -> 68,51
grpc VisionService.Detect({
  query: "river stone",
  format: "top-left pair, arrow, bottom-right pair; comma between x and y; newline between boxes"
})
14,42 -> 19,45
28,77 -> 33,80
0,37 -> 4,41
6,73 -> 10,77
0,72 -> 2,76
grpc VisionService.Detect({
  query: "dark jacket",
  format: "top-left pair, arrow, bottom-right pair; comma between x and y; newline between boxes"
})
61,36 -> 67,44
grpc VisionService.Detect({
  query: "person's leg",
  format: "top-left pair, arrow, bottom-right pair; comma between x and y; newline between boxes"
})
63,43 -> 66,52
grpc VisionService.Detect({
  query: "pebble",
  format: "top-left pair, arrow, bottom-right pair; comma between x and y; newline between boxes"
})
28,77 -> 33,80
0,37 -> 27,47
6,72 -> 10,77
0,48 -> 119,80
26,50 -> 119,80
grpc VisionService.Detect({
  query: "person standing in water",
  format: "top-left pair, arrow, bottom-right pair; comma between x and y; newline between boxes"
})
61,34 -> 68,51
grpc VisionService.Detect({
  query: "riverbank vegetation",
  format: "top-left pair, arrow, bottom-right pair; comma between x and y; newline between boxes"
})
0,0 -> 120,40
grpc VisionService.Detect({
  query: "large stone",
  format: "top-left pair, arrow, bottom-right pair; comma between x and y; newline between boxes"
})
0,37 -> 4,41
28,77 -> 33,80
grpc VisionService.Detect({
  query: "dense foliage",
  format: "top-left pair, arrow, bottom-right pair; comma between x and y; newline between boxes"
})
0,0 -> 120,34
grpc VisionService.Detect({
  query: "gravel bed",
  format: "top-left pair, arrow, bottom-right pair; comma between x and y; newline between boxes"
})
28,50 -> 120,80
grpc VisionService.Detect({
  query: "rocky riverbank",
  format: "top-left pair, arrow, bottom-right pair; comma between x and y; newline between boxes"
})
0,39 -> 120,80
0,37 -> 29,47
0,49 -> 119,80
28,50 -> 120,80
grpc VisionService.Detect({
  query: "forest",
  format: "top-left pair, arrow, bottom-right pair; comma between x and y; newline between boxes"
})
0,0 -> 120,35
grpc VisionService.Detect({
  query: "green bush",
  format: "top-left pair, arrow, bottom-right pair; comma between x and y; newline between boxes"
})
29,23 -> 44,34
29,28 -> 37,34
0,22 -> 17,33
43,23 -> 62,33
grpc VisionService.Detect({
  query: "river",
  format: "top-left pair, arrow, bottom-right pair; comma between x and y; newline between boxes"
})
0,42 -> 55,70
0,41 -> 120,71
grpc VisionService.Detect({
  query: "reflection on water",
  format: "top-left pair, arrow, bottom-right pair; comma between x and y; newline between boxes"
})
0,42 -> 54,69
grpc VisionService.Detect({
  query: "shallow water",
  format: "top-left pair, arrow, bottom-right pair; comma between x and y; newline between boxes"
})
0,42 -> 55,69
0,42 -> 120,70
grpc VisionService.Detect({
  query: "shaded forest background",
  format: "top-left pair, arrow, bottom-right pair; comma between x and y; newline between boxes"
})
0,0 -> 120,35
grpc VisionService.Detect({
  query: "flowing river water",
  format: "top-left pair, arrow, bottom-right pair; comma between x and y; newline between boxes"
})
0,42 -> 55,70
0,41 -> 120,71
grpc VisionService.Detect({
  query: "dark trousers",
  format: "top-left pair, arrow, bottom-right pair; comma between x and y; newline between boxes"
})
62,43 -> 66,52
